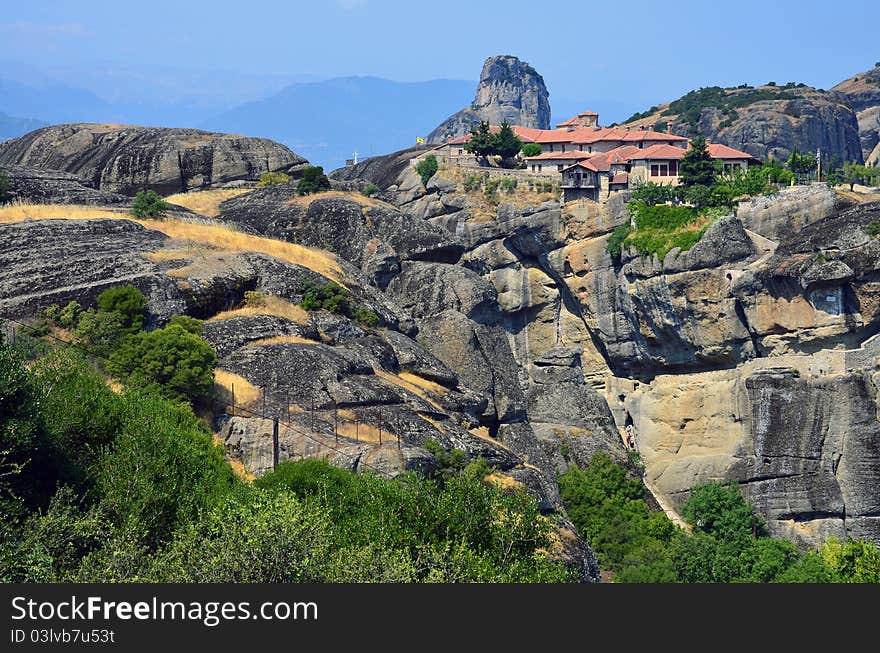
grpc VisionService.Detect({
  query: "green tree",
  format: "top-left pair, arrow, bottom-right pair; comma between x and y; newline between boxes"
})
96,285 -> 147,333
787,146 -> 816,179
296,166 -> 331,196
843,162 -> 880,190
680,481 -> 765,541
257,171 -> 290,187
107,324 -> 218,404
820,537 -> 880,582
492,122 -> 524,166
415,154 -> 438,187
75,309 -> 126,358
464,121 -> 496,160
0,169 -> 11,204
521,142 -> 542,157
679,135 -> 718,188
130,190 -> 170,219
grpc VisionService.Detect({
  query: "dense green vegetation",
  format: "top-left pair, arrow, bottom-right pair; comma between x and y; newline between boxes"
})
41,285 -> 218,405
464,121 -> 524,168
0,169 -> 11,204
257,171 -> 291,187
0,339 -> 572,582
296,166 -> 331,196
415,154 -> 438,187
660,85 -> 797,133
130,190 -> 170,219
361,183 -> 379,197
521,142 -> 542,157
299,281 -> 380,328
559,453 -> 880,582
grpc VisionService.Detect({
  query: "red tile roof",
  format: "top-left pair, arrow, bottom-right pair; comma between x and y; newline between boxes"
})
627,144 -> 688,160
706,142 -> 756,160
442,124 -> 543,146
525,151 -> 592,161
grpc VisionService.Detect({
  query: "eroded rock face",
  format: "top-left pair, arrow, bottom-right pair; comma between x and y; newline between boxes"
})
427,55 -> 551,144
608,364 -> 880,547
0,123 -> 306,195
0,164 -> 129,205
832,64 -> 880,160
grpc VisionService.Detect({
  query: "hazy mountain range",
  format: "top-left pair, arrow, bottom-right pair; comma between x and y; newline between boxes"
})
0,62 -> 641,170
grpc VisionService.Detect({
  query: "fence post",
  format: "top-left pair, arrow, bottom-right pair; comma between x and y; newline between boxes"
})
272,418 -> 279,469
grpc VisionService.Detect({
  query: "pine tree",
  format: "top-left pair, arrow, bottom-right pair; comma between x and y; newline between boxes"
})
679,135 -> 717,187
464,121 -> 495,160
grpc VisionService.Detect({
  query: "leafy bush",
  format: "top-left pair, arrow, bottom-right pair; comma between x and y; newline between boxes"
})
300,281 -> 352,314
107,324 -> 218,404
0,169 -> 11,204
167,315 -> 203,335
75,309 -> 126,358
606,224 -> 633,261
521,143 -> 542,157
351,306 -> 380,328
256,171 -> 290,187
415,155 -> 438,187
296,166 -> 331,196
243,290 -> 268,307
866,221 -> 880,237
96,285 -> 147,333
630,181 -> 676,206
462,173 -> 486,192
130,190 -> 170,219
361,183 -> 379,197
500,178 -> 518,192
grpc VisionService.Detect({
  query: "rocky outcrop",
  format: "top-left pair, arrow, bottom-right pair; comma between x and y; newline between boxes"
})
625,84 -> 863,163
427,56 -> 551,144
0,123 -> 307,196
0,164 -> 129,205
832,64 -> 880,160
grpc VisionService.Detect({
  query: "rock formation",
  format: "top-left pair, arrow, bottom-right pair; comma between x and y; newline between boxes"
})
625,84 -> 863,163
0,164 -> 129,205
427,56 -> 551,144
832,63 -> 880,161
0,123 -> 307,195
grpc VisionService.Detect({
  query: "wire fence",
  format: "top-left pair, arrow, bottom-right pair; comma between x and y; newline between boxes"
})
1,314 -> 535,480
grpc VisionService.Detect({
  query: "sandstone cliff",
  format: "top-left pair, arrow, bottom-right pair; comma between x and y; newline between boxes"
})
427,56 -> 551,144
0,123 -> 307,195
832,63 -> 880,161
625,84 -> 863,163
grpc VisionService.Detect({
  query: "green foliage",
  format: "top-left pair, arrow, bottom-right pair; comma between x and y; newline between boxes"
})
0,169 -> 11,204
492,122 -> 524,162
866,221 -> 880,237
96,285 -> 147,333
484,177 -> 501,204
299,281 -> 381,328
296,166 -> 331,196
681,482 -> 765,541
256,171 -> 290,187
167,315 -> 203,335
130,190 -> 170,219
256,459 -> 573,582
56,301 -> 82,328
462,172 -> 486,192
843,161 -> 880,190
679,135 -> 718,188
361,183 -> 379,197
606,224 -> 633,261
787,146 -> 816,176
521,142 -> 542,157
107,324 -> 218,404
464,120 -> 496,159
662,86 -> 795,133
415,155 -> 438,187
654,121 -> 667,133
75,309 -> 126,359
630,181 -> 676,206
820,537 -> 880,582
500,177 -> 518,192
243,290 -> 268,307
623,106 -> 659,124
558,452 -> 677,575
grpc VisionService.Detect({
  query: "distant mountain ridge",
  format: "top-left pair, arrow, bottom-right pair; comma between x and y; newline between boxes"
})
201,76 -> 476,169
0,111 -> 46,142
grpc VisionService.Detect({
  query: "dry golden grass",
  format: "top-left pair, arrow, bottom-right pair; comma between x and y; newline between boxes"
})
214,369 -> 261,412
0,204 -> 346,285
138,219 -> 346,284
245,335 -> 320,347
166,189 -> 252,217
335,420 -> 392,444
286,190 -> 390,210
144,248 -> 199,262
207,295 -> 311,325
397,372 -> 449,396
0,203 -> 125,223
417,413 -> 445,434
372,367 -> 443,410
486,471 -> 524,490
212,435 -> 255,482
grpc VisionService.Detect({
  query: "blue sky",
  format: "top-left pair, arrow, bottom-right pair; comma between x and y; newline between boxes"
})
1,0 -> 878,113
